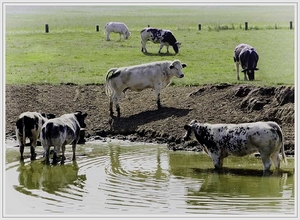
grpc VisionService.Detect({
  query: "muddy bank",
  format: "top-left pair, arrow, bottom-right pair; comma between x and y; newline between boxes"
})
5,83 -> 295,155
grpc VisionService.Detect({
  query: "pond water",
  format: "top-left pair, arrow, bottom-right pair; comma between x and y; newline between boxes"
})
4,139 -> 295,217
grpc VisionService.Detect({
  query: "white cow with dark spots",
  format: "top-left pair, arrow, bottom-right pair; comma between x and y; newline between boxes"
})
183,120 -> 287,174
41,111 -> 88,164
105,60 -> 187,117
105,22 -> 131,41
140,27 -> 181,54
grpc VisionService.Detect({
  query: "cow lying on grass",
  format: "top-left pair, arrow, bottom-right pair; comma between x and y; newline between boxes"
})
234,43 -> 259,81
41,111 -> 88,164
183,120 -> 287,174
16,112 -> 55,161
105,60 -> 187,117
105,22 -> 131,41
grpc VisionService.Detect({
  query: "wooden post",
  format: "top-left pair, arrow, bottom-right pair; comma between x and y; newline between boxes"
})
245,22 -> 248,30
45,24 -> 49,33
198,24 -> 201,30
96,25 -> 99,32
290,21 -> 293,29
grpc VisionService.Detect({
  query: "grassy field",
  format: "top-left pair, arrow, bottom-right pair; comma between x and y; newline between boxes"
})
5,5 -> 295,86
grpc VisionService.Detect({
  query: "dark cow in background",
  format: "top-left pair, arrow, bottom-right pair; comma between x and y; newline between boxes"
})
41,111 -> 88,164
15,112 -> 55,161
183,120 -> 287,174
234,43 -> 259,81
140,27 -> 181,54
105,60 -> 187,117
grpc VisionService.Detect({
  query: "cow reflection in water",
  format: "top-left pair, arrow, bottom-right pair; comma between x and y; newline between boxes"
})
16,161 -> 86,193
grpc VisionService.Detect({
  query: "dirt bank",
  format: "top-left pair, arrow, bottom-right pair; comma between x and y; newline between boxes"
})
5,83 -> 295,155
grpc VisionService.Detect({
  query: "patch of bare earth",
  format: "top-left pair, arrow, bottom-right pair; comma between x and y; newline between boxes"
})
5,83 -> 294,155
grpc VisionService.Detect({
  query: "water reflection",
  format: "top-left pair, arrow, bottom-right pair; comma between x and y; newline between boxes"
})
15,160 -> 86,195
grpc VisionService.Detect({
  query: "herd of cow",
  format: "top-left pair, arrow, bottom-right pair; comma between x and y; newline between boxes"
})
14,22 -> 286,174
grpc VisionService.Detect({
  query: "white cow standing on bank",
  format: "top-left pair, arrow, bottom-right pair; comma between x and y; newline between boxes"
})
105,60 -> 187,117
104,22 -> 131,41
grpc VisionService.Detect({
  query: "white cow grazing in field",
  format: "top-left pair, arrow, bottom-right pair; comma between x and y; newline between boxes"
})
183,120 -> 287,174
105,22 -> 131,41
105,60 -> 187,117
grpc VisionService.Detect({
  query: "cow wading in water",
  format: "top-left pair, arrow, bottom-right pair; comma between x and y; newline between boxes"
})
183,120 -> 287,175
16,112 -> 55,161
234,43 -> 259,81
41,111 -> 88,165
105,60 -> 187,117
140,27 -> 181,54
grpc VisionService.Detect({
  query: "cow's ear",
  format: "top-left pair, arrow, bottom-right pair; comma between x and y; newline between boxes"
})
169,65 -> 174,69
182,63 -> 187,68
184,125 -> 191,131
83,113 -> 88,118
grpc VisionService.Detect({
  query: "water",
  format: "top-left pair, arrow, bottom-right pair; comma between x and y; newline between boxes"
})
4,139 -> 295,217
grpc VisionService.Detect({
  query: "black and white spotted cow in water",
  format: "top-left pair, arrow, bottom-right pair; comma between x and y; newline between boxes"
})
40,111 -> 88,164
15,112 -> 56,161
140,27 -> 181,54
105,60 -> 187,117
183,120 -> 287,174
234,43 -> 259,81
105,22 -> 131,41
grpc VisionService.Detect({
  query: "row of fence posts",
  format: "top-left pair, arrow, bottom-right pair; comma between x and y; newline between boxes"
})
197,21 -> 293,30
44,22 -> 293,33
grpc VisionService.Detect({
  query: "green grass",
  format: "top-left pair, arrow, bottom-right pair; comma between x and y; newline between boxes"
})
5,5 -> 295,86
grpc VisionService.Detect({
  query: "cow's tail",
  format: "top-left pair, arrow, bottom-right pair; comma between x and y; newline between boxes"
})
105,68 -> 118,96
270,122 -> 287,164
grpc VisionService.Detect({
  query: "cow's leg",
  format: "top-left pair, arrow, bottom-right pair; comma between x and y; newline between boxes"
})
106,32 -> 110,41
30,138 -> 37,161
52,145 -> 60,165
158,42 -> 164,53
236,62 -> 240,80
72,143 -> 77,161
112,91 -> 122,117
270,152 -> 280,169
166,45 -> 170,53
61,144 -> 66,163
141,40 -> 147,53
211,153 -> 223,169
260,153 -> 272,173
109,96 -> 114,117
154,85 -> 162,109
44,146 -> 50,165
244,71 -> 248,81
19,142 -> 25,161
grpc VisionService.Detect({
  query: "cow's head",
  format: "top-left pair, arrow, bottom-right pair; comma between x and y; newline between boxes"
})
169,60 -> 187,78
125,31 -> 131,39
183,119 -> 198,141
74,111 -> 88,128
172,42 -> 181,54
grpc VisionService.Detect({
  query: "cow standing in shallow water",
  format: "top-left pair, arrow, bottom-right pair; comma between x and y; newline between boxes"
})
183,120 -> 287,174
15,112 -> 55,161
140,27 -> 181,54
105,22 -> 131,41
41,111 -> 88,164
105,60 -> 187,117
234,43 -> 259,81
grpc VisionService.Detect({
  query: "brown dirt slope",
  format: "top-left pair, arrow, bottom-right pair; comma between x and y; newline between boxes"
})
5,83 -> 295,155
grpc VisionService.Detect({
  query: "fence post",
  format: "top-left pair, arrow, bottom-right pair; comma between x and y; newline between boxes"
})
290,21 -> 293,29
198,24 -> 201,30
96,25 -> 99,32
245,22 -> 248,30
45,24 -> 49,33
